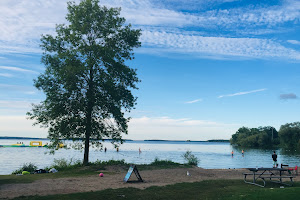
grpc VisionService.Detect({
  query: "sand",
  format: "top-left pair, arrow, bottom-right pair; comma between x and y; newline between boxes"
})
0,167 -> 296,199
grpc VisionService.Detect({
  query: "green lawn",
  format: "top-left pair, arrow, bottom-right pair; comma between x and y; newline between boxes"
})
12,180 -> 300,200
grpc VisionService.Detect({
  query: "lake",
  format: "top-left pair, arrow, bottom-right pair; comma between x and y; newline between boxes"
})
1,139 -> 300,175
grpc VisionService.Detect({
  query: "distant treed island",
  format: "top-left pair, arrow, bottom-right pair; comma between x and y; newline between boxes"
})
230,122 -> 300,149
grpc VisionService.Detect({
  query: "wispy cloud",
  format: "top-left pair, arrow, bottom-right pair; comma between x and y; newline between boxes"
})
185,99 -> 202,104
0,73 -> 13,77
0,84 -> 37,95
0,0 -> 66,54
279,93 -> 298,100
287,40 -> 300,45
141,31 -> 300,60
104,0 -> 300,29
218,88 -> 267,98
0,66 -> 38,74
0,0 -> 300,60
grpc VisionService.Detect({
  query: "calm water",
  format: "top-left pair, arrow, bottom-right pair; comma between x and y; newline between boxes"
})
1,139 -> 300,175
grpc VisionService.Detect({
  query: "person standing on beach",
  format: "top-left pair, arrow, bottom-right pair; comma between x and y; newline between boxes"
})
231,150 -> 234,157
242,150 -> 244,156
272,151 -> 278,168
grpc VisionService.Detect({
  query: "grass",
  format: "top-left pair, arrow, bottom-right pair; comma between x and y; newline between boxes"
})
11,180 -> 300,200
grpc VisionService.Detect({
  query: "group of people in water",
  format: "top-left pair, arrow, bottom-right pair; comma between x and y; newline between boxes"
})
231,149 -> 244,157
103,147 -> 142,154
103,147 -> 119,152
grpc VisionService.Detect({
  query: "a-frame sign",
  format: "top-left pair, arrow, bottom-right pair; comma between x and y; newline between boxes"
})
123,164 -> 143,183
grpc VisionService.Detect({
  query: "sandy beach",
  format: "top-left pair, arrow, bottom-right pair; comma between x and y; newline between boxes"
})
0,167 -> 267,199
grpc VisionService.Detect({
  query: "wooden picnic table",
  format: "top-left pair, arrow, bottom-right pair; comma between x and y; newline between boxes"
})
244,168 -> 294,187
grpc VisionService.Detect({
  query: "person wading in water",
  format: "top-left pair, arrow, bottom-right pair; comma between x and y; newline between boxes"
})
272,151 -> 278,168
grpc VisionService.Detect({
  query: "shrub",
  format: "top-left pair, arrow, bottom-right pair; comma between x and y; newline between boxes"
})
49,158 -> 82,171
182,151 -> 199,166
151,157 -> 177,166
12,163 -> 37,174
100,159 -> 126,166
87,159 -> 128,168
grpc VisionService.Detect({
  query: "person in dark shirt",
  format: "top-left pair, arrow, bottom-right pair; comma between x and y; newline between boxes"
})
272,151 -> 278,168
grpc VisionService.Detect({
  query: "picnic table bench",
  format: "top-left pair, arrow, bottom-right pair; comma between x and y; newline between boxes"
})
244,168 -> 294,187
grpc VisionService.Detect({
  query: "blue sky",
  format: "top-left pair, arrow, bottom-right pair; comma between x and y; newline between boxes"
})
0,0 -> 300,140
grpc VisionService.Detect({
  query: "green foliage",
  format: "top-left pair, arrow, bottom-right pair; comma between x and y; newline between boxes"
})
151,157 -> 176,166
230,126 -> 278,148
182,151 -> 199,166
231,123 -> 300,149
90,159 -> 128,167
26,0 -> 141,165
12,163 -> 37,174
279,122 -> 300,149
48,158 -> 82,171
135,158 -> 191,170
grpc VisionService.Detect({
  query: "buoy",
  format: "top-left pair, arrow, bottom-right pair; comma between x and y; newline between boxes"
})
99,173 -> 104,177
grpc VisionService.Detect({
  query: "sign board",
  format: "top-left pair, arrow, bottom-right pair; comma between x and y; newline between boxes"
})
123,164 -> 143,183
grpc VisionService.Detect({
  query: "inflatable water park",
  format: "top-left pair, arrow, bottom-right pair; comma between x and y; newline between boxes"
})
0,141 -> 48,148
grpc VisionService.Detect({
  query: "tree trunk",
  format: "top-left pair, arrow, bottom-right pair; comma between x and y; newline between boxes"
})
83,131 -> 90,165
83,97 -> 92,165
83,64 -> 94,165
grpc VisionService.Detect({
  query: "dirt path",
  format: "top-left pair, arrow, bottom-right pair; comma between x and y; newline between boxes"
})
0,167 -> 294,199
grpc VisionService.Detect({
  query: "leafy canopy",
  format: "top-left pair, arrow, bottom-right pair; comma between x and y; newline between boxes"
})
27,0 -> 141,163
230,126 -> 279,148
279,122 -> 300,149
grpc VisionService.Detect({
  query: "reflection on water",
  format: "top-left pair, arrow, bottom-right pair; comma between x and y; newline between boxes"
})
0,139 -> 300,175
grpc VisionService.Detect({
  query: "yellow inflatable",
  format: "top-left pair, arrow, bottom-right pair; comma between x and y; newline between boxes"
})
30,141 -> 42,147
58,143 -> 65,148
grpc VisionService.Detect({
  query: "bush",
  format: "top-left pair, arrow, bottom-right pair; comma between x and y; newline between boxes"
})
91,159 -> 127,166
48,158 -> 82,171
151,157 -> 177,166
12,163 -> 37,174
182,151 -> 199,166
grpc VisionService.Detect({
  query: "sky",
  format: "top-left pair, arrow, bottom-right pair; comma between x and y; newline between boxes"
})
0,0 -> 300,141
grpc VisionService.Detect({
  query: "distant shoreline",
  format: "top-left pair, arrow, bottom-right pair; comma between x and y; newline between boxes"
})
0,136 -> 48,140
0,136 -> 229,143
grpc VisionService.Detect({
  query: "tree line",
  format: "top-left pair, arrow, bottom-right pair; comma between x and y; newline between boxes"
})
230,122 -> 300,149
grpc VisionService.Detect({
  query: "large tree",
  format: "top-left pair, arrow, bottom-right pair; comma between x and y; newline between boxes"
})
27,0 -> 141,165
279,122 -> 300,149
230,126 -> 278,147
